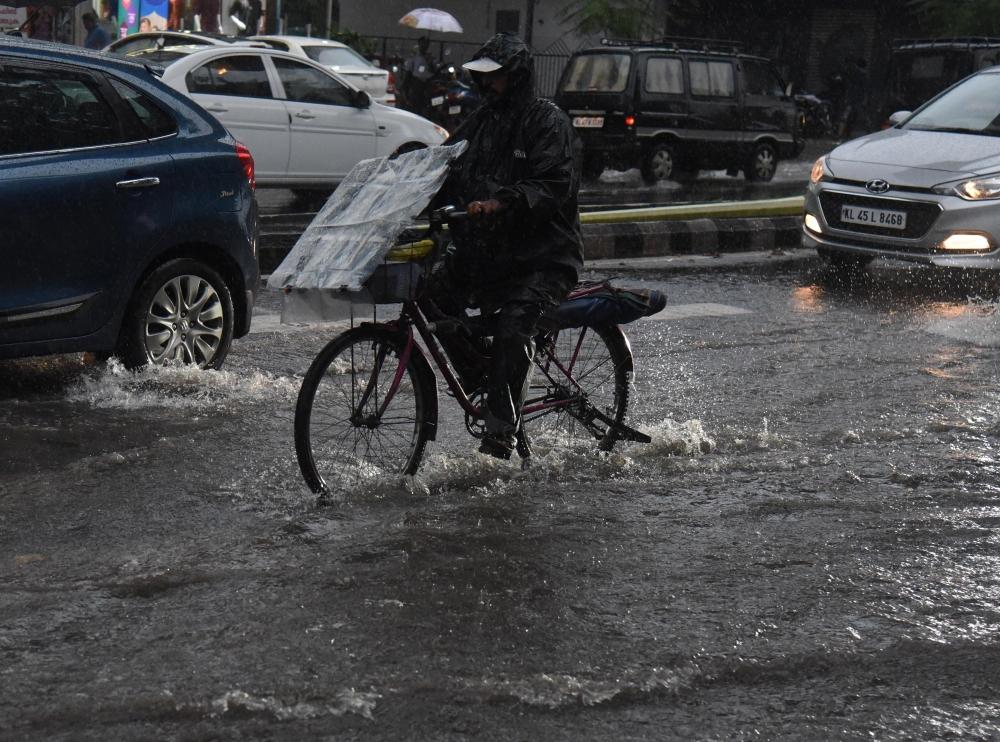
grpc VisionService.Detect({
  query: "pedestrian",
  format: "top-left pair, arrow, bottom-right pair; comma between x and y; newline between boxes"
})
838,57 -> 869,141
82,11 -> 110,49
226,0 -> 261,36
422,33 -> 584,459
402,36 -> 435,116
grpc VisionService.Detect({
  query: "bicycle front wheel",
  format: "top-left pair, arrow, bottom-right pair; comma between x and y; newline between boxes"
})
527,323 -> 633,449
295,325 -> 435,494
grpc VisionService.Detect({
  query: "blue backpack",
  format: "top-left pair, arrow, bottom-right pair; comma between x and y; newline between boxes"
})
543,280 -> 667,329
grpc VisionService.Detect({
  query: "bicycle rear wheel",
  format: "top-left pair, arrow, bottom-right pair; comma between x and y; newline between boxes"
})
295,325 -> 435,493
527,323 -> 633,449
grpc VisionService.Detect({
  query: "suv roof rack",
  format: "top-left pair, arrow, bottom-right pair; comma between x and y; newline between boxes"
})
892,36 -> 1000,50
601,36 -> 745,55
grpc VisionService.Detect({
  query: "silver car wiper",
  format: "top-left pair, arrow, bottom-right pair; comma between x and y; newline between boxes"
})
909,125 -> 999,136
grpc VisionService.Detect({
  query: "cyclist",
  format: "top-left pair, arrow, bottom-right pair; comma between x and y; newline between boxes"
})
424,32 -> 584,459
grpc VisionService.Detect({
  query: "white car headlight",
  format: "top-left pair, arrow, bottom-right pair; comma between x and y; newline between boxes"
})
949,174 -> 1000,200
810,155 -> 832,184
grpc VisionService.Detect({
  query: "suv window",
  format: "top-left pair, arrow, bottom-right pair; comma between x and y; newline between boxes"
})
0,64 -> 126,156
743,60 -> 784,97
562,53 -> 631,93
186,55 -> 272,98
689,60 -> 735,97
109,78 -> 177,138
273,57 -> 353,105
645,56 -> 683,94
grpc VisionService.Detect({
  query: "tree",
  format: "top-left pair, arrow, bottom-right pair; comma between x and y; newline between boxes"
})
559,0 -> 662,40
907,0 -> 1000,35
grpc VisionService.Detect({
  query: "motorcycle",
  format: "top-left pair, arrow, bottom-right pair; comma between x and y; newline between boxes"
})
794,91 -> 834,139
426,63 -> 480,134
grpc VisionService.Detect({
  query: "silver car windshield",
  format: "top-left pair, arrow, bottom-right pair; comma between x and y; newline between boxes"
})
904,72 -> 1000,136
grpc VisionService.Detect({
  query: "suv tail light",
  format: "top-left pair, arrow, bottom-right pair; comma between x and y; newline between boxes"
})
235,141 -> 255,191
387,70 -> 396,94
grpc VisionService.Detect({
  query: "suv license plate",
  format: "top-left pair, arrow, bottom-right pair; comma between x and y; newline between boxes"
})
573,116 -> 604,128
841,204 -> 907,230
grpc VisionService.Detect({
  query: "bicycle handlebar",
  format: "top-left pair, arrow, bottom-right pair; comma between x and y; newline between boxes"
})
429,206 -> 469,226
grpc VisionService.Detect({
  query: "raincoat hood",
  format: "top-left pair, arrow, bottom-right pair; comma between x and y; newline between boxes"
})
463,32 -> 534,103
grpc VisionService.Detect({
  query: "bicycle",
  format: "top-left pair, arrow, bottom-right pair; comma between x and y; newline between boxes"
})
293,207 -> 653,495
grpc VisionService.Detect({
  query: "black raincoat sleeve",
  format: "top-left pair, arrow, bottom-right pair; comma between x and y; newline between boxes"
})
494,102 -> 579,222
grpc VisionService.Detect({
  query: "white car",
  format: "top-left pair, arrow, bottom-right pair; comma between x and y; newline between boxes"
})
153,46 -> 448,189
251,35 -> 395,106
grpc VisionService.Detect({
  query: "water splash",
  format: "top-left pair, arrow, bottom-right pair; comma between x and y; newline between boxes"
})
65,358 -> 299,411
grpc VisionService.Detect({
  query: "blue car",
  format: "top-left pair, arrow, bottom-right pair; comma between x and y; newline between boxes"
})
0,37 -> 258,369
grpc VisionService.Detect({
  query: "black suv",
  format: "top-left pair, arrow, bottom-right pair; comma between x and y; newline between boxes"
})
554,37 -> 803,183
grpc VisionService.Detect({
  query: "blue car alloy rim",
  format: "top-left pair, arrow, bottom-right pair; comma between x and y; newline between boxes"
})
144,274 -> 224,367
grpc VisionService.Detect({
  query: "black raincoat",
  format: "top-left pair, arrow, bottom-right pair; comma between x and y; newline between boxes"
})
438,33 -> 584,279
425,33 -> 585,454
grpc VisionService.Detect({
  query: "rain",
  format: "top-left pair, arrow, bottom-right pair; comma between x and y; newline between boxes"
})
4,1 -> 1000,739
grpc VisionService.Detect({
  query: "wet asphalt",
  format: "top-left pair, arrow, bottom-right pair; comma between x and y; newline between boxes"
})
2,253 -> 999,739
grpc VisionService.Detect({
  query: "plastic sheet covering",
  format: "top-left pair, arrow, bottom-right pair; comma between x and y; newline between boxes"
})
266,142 -> 466,322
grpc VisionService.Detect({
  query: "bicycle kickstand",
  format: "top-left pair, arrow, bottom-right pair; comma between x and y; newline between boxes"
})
515,428 -> 532,470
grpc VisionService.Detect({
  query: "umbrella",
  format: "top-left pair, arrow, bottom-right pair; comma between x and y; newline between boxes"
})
398,7 -> 462,34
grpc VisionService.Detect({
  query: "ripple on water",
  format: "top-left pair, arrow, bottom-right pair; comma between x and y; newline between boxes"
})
474,665 -> 704,708
922,297 -> 1000,348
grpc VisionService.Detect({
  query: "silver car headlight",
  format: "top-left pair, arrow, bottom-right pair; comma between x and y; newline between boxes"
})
810,155 -> 832,184
941,174 -> 1000,200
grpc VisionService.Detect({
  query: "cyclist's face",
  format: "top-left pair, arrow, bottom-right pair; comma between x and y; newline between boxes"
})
478,70 -> 509,100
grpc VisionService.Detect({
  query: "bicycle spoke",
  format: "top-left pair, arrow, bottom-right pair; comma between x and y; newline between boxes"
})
529,325 -> 628,447
297,327 -> 431,488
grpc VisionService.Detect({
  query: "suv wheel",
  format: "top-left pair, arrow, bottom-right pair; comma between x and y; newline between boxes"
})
117,258 -> 235,370
745,142 -> 777,182
640,141 -> 678,183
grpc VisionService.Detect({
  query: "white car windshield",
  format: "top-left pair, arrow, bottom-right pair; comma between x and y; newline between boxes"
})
303,46 -> 372,68
904,72 -> 1000,136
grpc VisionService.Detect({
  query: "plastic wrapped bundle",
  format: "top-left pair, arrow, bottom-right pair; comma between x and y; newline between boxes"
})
266,142 -> 466,321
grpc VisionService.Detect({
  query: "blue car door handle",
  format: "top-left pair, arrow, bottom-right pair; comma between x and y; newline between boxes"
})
115,177 -> 161,190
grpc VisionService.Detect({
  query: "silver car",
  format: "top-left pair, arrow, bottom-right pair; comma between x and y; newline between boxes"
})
804,66 -> 1000,270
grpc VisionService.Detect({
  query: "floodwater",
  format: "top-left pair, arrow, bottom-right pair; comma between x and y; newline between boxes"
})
2,257 -> 1000,739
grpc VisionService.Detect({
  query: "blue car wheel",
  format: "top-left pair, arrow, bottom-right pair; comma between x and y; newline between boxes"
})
117,258 -> 235,370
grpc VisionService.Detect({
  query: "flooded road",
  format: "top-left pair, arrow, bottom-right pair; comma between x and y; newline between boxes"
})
2,256 -> 999,739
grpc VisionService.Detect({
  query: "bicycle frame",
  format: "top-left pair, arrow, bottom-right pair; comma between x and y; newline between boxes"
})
367,297 -> 594,425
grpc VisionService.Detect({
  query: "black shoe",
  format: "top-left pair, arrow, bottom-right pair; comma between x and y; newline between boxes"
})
478,433 -> 514,460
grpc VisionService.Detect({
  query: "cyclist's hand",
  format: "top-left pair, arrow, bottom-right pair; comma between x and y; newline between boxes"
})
467,199 -> 504,219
